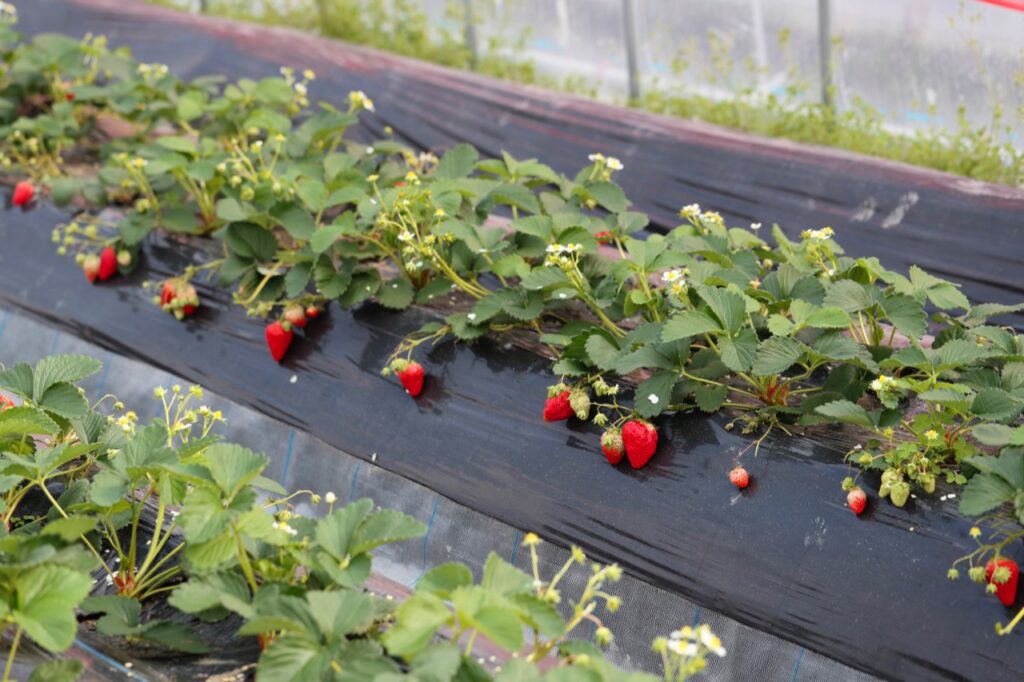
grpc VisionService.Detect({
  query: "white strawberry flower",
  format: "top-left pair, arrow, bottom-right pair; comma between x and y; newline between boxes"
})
699,625 -> 727,657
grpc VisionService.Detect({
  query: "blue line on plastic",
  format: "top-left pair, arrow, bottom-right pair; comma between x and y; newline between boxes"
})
690,606 -> 702,627
510,529 -> 523,564
412,495 -> 441,585
74,638 -> 147,680
95,351 -> 114,394
279,429 -> 296,484
791,647 -> 806,682
0,308 -> 11,341
49,330 -> 62,354
348,461 -> 363,502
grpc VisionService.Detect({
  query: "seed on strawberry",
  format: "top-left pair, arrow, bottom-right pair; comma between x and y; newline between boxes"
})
600,428 -> 624,465
393,360 -> 425,397
98,247 -> 118,281
82,254 -> 101,283
986,558 -> 1020,606
284,303 -> 308,328
543,390 -> 574,422
265,320 -> 294,362
305,305 -> 321,319
12,180 -> 34,207
729,466 -> 750,490
847,487 -> 867,516
622,419 -> 658,469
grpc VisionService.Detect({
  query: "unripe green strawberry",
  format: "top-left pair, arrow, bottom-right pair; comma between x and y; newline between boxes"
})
920,473 -> 936,495
890,481 -> 910,508
879,469 -> 899,498
569,389 -> 591,421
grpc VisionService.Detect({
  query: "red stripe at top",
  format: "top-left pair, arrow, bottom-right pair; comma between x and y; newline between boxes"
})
977,0 -> 1024,11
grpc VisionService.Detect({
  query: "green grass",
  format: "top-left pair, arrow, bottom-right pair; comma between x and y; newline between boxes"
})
148,0 -> 1024,187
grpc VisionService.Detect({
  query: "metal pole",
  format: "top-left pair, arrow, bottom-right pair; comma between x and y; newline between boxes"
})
751,0 -> 768,85
316,0 -> 331,33
817,0 -> 833,107
622,0 -> 641,102
464,0 -> 479,71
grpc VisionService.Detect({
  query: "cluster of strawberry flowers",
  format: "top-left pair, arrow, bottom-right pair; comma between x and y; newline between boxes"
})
543,242 -> 584,268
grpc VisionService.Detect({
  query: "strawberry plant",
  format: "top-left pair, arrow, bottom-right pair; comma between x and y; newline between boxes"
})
0,352 -> 724,680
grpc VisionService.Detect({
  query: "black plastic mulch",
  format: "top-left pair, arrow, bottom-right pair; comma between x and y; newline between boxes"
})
4,1 -> 1024,679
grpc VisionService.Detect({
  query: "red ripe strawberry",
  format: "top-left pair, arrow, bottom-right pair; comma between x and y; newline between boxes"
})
160,281 -> 176,306
595,230 -> 614,245
622,419 -> 658,469
396,360 -> 425,397
12,180 -> 34,207
0,395 -> 13,411
284,304 -> 308,328
600,428 -> 624,465
265,321 -> 293,362
305,305 -> 320,319
98,247 -> 118,281
543,390 -> 574,422
987,558 -> 1020,607
82,254 -> 101,283
729,466 -> 750,490
847,487 -> 867,516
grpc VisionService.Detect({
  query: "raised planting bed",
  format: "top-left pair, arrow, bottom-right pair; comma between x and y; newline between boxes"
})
2,349 -> 690,681
2,200 -> 1024,681
2,2 -> 1024,680
11,0 -> 1024,326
